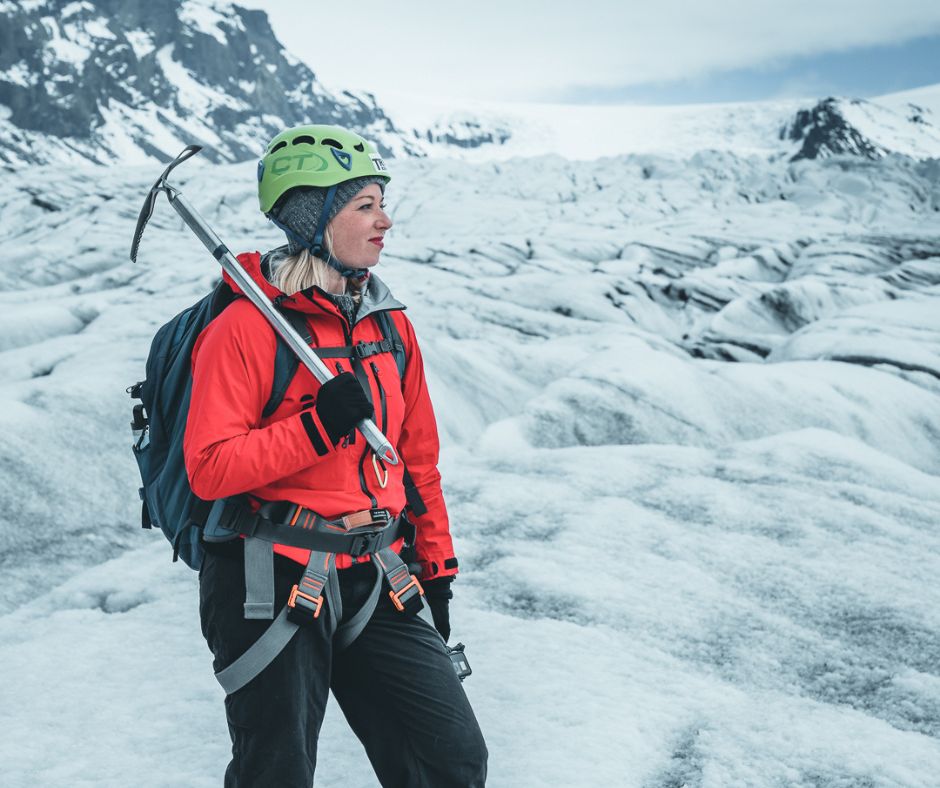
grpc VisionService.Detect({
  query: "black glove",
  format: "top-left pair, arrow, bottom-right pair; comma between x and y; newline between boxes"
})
422,577 -> 453,643
315,372 -> 373,445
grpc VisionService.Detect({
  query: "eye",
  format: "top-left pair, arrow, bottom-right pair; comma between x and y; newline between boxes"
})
380,202 -> 387,209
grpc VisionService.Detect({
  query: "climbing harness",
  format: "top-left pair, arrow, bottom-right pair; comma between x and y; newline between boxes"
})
206,500 -> 426,694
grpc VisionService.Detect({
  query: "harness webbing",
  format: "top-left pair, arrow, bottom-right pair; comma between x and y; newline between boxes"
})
243,538 -> 275,620
215,550 -> 336,695
215,606 -> 297,695
218,502 -> 413,554
314,338 -> 396,359
333,562 -> 383,651
213,506 -> 426,695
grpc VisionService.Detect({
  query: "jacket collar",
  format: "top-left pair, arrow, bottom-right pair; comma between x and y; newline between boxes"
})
226,247 -> 406,324
356,270 -> 406,325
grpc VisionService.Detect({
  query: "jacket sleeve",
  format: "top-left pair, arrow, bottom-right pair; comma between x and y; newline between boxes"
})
395,313 -> 458,581
183,302 -> 337,501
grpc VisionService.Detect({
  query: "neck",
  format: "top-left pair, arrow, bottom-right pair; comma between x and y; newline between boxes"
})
322,267 -> 347,295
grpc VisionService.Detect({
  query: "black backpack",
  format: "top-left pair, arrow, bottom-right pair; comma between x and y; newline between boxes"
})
128,281 -> 407,569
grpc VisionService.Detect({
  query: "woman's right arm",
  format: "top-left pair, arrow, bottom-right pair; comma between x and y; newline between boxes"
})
183,301 -> 337,500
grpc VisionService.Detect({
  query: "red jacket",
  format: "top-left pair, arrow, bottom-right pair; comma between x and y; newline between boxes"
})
183,251 -> 458,580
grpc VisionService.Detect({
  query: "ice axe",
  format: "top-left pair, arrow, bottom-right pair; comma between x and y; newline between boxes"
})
130,144 -> 400,469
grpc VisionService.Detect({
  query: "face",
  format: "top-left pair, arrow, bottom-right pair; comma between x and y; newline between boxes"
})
327,183 -> 392,268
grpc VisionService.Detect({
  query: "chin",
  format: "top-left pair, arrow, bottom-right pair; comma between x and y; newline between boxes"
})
343,258 -> 379,269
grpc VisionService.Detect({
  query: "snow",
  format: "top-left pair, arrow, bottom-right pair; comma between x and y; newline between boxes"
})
770,297 -> 940,378
39,15 -> 92,72
0,304 -> 85,353
125,30 -> 155,60
876,83 -> 940,125
84,16 -> 116,41
376,89 -> 805,161
374,86 -> 940,163
0,128 -> 939,785
837,98 -> 940,161
0,120 -> 82,167
60,1 -> 94,18
156,43 -> 248,122
0,61 -> 35,88
179,0 -> 243,46
94,100 -> 171,164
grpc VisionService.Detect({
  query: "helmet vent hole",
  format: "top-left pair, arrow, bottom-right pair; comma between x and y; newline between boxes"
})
354,143 -> 365,152
270,141 -> 287,153
292,135 -> 316,145
321,138 -> 344,150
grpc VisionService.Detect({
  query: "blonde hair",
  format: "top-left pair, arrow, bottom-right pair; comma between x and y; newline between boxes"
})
269,228 -> 363,302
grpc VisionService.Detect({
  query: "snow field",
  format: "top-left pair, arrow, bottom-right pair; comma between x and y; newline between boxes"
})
0,147 -> 938,785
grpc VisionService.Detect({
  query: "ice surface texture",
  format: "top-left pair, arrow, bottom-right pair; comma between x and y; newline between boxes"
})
0,149 -> 938,787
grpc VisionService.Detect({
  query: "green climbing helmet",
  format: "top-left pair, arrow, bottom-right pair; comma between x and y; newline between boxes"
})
257,124 -> 391,214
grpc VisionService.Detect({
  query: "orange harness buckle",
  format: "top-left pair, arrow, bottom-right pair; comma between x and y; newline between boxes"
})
288,584 -> 324,619
341,508 -> 391,530
388,575 -> 424,612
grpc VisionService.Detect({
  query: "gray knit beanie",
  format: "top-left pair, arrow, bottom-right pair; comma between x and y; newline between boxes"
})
269,175 -> 387,256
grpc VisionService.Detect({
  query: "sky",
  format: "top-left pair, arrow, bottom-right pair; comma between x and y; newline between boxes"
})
240,0 -> 940,105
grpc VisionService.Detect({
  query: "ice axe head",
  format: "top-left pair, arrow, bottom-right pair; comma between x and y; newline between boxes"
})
129,145 -> 202,263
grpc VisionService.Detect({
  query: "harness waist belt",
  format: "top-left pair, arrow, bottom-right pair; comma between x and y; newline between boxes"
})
220,502 -> 414,556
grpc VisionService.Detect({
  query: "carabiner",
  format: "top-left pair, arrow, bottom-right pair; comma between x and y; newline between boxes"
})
372,454 -> 388,489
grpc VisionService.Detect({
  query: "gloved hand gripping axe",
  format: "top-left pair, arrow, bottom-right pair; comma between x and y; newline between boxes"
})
130,145 -> 400,468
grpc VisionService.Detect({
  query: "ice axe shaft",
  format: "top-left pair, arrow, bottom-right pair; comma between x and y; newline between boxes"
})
132,145 -> 399,467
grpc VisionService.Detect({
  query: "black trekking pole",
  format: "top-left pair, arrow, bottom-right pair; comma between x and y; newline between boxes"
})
130,145 -> 400,467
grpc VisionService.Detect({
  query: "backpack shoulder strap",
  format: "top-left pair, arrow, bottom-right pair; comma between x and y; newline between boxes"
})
264,308 -> 310,418
263,308 -> 406,418
260,307 -> 428,519
376,310 -> 407,380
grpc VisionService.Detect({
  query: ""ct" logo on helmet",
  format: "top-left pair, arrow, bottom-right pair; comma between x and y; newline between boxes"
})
270,153 -> 329,175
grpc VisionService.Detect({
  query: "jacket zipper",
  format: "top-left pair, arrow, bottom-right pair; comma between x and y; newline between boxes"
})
342,322 -> 378,509
308,292 -> 387,510
370,361 -> 387,432
333,361 -> 351,448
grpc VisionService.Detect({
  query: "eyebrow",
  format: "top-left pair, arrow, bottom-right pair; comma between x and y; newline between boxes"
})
354,195 -> 376,202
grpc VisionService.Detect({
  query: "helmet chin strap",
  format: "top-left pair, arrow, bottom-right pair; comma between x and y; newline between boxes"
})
319,250 -> 371,284
267,184 -> 371,284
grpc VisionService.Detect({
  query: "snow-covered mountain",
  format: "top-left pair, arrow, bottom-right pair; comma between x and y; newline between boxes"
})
3,0 -> 940,167
0,0 -> 414,165
783,95 -> 940,161
380,87 -> 940,162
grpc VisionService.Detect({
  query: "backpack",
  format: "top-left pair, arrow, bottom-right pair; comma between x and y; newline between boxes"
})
128,280 -> 407,569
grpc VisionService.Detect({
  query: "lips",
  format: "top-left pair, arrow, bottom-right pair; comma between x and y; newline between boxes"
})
369,238 -> 384,248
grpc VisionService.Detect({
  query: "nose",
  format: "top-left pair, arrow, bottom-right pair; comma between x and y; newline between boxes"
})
376,207 -> 392,231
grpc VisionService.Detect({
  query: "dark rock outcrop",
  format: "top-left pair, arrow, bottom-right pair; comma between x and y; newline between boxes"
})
0,0 -> 407,164
781,98 -> 886,162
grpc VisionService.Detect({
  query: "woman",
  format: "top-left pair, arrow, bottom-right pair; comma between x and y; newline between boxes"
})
184,124 -> 488,787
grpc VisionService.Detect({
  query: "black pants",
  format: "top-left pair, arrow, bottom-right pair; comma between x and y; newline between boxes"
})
199,543 -> 488,787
